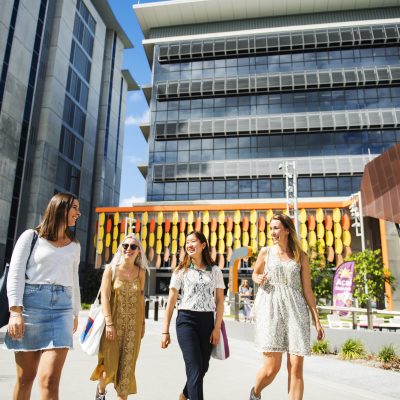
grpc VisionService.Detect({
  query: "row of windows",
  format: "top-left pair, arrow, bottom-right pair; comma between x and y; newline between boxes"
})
157,66 -> 400,101
155,87 -> 400,112
66,68 -> 89,109
153,87 -> 400,121
63,96 -> 86,136
59,126 -> 83,166
150,130 -> 398,162
57,2 -> 94,195
154,47 -> 400,82
73,11 -> 94,58
147,176 -> 362,201
70,41 -> 91,82
56,157 -> 80,195
76,0 -> 96,34
157,25 -> 400,63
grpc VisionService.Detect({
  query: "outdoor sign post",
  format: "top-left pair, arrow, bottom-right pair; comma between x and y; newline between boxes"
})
332,261 -> 355,317
229,246 -> 252,321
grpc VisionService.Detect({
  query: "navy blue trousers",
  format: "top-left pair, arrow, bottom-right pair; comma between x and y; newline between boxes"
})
176,310 -> 214,400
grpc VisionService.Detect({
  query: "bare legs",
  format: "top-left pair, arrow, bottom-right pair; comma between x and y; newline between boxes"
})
253,352 -> 304,399
14,348 -> 68,400
253,353 -> 282,397
287,354 -> 304,400
98,371 -> 128,400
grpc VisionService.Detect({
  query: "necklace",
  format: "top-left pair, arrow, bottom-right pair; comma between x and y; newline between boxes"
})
189,263 -> 211,272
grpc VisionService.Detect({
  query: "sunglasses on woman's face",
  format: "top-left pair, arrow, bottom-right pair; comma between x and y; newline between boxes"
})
121,243 -> 139,251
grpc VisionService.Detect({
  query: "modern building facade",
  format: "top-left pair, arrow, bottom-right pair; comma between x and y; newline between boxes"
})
127,0 -> 400,306
135,0 -> 400,203
0,0 -> 138,268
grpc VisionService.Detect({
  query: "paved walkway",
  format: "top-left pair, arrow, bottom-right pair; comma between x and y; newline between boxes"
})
1,312 -> 400,399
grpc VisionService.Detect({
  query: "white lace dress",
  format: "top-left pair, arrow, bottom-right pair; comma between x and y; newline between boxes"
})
253,247 -> 310,356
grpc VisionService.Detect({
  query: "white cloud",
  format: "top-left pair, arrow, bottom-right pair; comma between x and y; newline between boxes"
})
129,91 -> 142,103
119,195 -> 146,206
126,155 -> 145,165
125,109 -> 149,126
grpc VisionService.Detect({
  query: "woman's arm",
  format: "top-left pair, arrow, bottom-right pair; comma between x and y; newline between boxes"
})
210,288 -> 224,344
139,269 -> 146,339
72,244 -> 81,333
7,230 -> 35,311
252,246 -> 268,285
300,254 -> 324,340
7,230 -> 36,339
160,287 -> 179,349
100,266 -> 115,341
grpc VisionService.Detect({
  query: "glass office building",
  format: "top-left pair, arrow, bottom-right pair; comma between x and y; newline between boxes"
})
134,1 -> 400,202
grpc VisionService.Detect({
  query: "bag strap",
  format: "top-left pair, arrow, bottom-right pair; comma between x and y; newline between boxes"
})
25,231 -> 38,279
95,264 -> 116,302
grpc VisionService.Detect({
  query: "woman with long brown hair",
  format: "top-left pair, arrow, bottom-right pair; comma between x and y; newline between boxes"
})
161,231 -> 225,400
5,193 -> 81,399
90,234 -> 148,400
249,213 -> 324,400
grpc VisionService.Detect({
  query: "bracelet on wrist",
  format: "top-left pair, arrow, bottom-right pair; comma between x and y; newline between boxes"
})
10,314 -> 23,318
162,332 -> 170,335
106,323 -> 114,327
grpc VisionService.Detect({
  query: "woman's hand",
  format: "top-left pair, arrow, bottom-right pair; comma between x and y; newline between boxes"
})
161,332 -> 170,349
106,325 -> 116,341
253,273 -> 268,285
8,314 -> 24,339
210,327 -> 221,345
315,321 -> 325,341
73,316 -> 78,334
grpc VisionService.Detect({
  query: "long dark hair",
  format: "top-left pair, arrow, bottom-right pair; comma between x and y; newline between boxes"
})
36,193 -> 79,241
272,213 -> 304,263
176,231 -> 215,271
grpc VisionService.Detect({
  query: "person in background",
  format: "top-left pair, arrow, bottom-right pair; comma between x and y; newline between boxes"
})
249,213 -> 324,400
239,279 -> 253,322
90,234 -> 148,400
161,231 -> 225,400
5,193 -> 81,400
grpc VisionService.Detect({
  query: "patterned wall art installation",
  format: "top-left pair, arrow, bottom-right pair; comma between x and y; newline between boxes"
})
94,206 -> 355,270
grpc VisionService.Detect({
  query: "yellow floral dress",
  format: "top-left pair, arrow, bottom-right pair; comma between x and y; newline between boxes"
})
90,274 -> 143,396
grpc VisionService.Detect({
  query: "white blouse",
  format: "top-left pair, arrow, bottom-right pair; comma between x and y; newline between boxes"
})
7,229 -> 81,316
170,265 -> 225,312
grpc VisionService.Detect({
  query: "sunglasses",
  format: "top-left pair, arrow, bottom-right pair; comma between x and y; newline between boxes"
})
121,243 -> 139,251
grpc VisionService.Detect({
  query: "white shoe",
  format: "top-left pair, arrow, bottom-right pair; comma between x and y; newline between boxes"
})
249,387 -> 261,400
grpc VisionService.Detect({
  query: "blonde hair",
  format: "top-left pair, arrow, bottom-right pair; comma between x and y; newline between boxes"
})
107,234 -> 149,274
272,214 -> 304,263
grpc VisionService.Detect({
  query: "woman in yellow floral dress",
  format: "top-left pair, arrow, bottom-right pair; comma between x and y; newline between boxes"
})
91,234 -> 148,400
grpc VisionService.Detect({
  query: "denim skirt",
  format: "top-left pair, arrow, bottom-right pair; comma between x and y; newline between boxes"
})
4,284 -> 73,351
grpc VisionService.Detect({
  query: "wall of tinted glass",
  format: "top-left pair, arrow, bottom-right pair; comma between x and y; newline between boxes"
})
148,25 -> 400,201
56,0 -> 95,195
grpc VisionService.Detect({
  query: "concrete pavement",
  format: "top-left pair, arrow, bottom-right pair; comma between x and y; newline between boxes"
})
1,312 -> 400,399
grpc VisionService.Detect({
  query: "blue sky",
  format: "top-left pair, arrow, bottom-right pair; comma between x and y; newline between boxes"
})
109,0 -> 165,205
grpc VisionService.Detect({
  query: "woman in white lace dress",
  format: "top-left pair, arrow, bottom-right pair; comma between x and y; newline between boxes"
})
161,231 -> 225,400
249,214 -> 324,400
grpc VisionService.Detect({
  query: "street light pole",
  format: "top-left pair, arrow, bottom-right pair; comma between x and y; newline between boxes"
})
281,161 -> 299,235
350,191 -> 373,329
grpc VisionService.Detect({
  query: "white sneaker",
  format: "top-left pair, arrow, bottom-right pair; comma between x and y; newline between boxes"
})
249,387 -> 261,400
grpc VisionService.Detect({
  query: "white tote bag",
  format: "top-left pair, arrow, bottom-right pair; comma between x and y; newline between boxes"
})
79,266 -> 115,356
79,295 -> 104,356
211,319 -> 230,360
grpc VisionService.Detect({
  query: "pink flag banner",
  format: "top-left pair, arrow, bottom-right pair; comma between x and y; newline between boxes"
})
332,261 -> 355,316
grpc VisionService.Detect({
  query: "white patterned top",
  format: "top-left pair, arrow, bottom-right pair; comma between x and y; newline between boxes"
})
170,265 -> 225,312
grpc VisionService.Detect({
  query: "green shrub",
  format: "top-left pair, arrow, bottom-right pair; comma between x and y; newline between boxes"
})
312,339 -> 330,355
377,344 -> 398,363
340,339 -> 366,360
